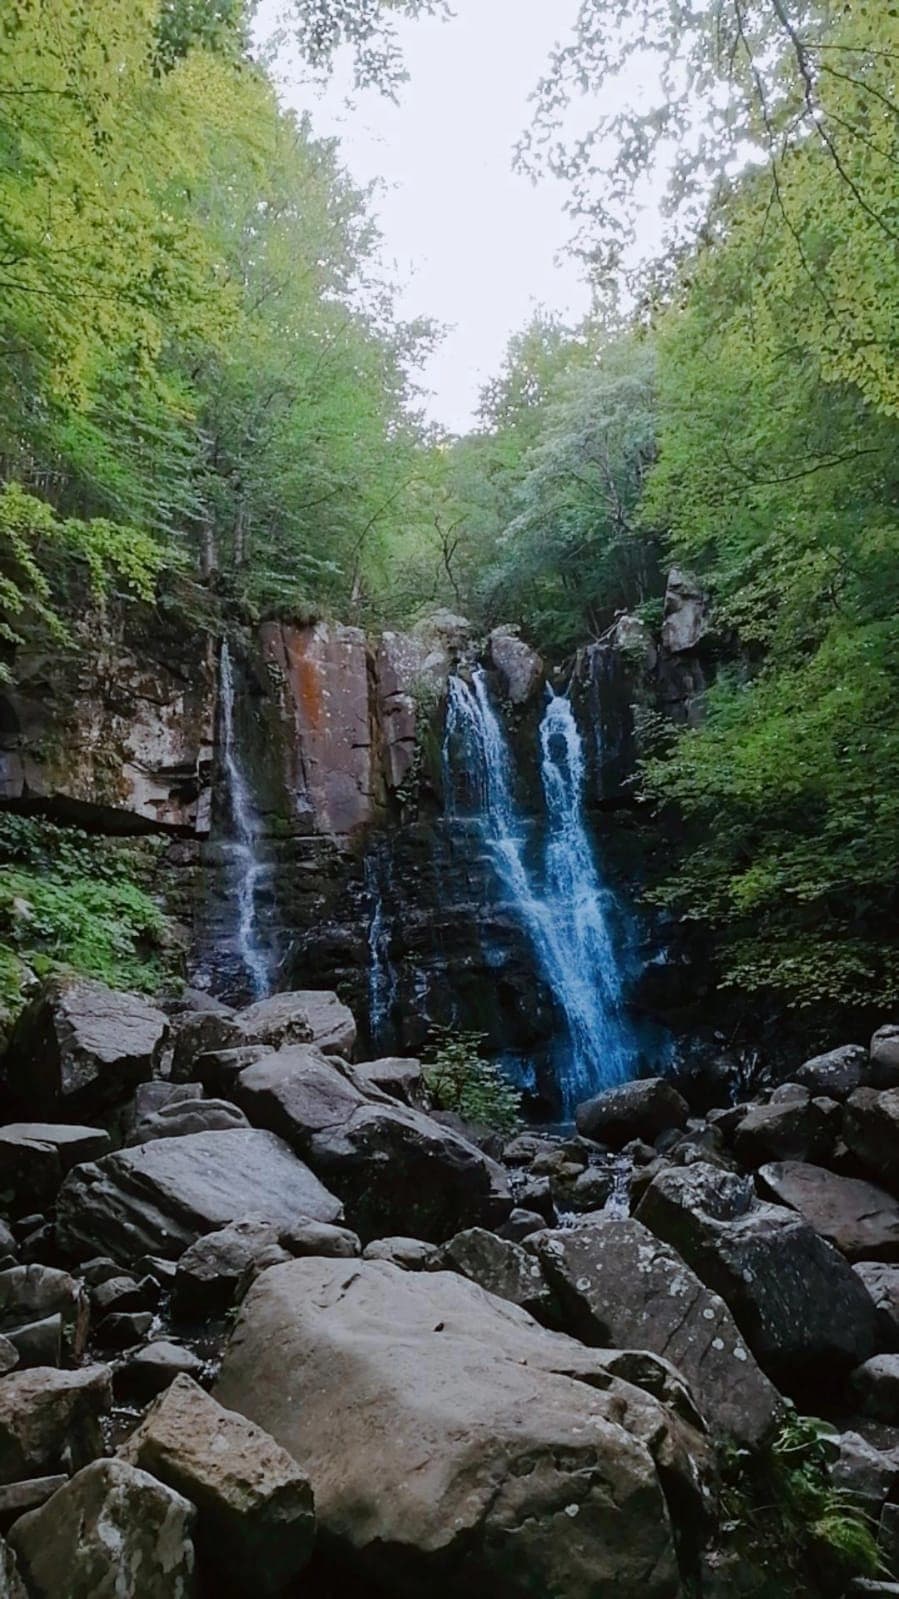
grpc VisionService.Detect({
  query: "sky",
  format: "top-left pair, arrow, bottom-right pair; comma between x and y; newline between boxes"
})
255,1 -> 591,434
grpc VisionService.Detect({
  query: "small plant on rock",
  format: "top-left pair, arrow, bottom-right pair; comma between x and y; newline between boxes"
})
422,1026 -> 522,1138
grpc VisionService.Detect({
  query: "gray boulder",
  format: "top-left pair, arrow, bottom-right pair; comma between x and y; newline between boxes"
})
0,1364 -> 111,1483
56,1128 -> 343,1265
1,977 -> 167,1116
870,1026 -> 899,1090
529,1215 -> 780,1448
169,1011 -> 249,1082
438,1227 -> 553,1320
795,1045 -> 868,1101
575,1077 -> 689,1149
237,990 -> 356,1057
352,1056 -> 424,1105
362,1237 -> 438,1269
278,1218 -> 361,1258
732,1097 -> 837,1168
234,1045 -> 510,1243
0,1266 -> 89,1366
845,1088 -> 899,1191
120,1374 -> 314,1596
9,1459 -> 196,1598
758,1162 -> 899,1261
216,1257 -> 710,1599
855,1263 -> 899,1347
0,1124 -> 110,1213
661,567 -> 708,653
113,1340 -> 205,1404
488,626 -> 543,704
174,1220 -> 281,1317
128,1097 -> 248,1145
636,1162 -> 879,1389
851,1355 -> 899,1423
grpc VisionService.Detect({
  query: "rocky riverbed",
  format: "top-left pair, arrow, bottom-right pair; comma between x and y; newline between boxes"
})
0,976 -> 897,1595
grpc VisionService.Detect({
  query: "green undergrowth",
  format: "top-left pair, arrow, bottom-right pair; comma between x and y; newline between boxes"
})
0,813 -> 178,1025
422,1027 -> 522,1138
704,1410 -> 886,1596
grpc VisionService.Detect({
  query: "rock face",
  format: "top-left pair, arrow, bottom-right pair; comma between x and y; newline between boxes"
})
487,627 -> 543,704
2,977 -> 168,1117
233,1045 -> 510,1242
529,1215 -> 780,1448
758,1162 -> 899,1262
635,1162 -> 879,1390
120,1374 -> 314,1596
0,1364 -> 111,1482
8,1459 -> 197,1599
56,1128 -> 343,1264
576,1078 -> 689,1148
216,1256 -> 708,1599
661,568 -> 708,654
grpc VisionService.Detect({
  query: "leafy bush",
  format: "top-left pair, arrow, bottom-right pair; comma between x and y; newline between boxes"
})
0,814 -> 175,1019
422,1027 -> 522,1138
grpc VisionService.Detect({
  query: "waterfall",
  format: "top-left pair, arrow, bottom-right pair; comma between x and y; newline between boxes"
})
218,641 -> 270,1000
365,846 -> 399,1049
444,669 -> 637,1112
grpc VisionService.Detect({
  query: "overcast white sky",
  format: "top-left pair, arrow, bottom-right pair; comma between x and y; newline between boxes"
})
255,1 -> 592,433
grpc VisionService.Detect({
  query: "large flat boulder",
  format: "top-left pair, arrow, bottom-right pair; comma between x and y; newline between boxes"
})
1,977 -> 168,1117
215,1257 -> 710,1599
234,1046 -> 510,1243
120,1374 -> 314,1596
758,1162 -> 899,1262
8,1459 -> 196,1598
0,1364 -> 111,1483
56,1129 -> 343,1265
635,1162 -> 879,1392
237,990 -> 356,1057
529,1214 -> 780,1449
575,1078 -> 688,1149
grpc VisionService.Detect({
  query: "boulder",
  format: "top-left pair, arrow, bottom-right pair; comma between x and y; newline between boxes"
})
636,1162 -> 879,1390
237,990 -> 356,1057
499,1208 -> 547,1243
0,1266 -> 89,1365
174,1220 -> 281,1317
8,1459 -> 196,1598
133,1081 -> 204,1119
844,1089 -> 899,1192
829,1431 -> 899,1516
0,1124 -> 110,1212
0,1340 -> 17,1377
529,1215 -> 780,1448
215,1257 -> 710,1599
0,1475 -> 68,1528
170,1011 -> 250,1082
128,1097 -> 248,1145
758,1162 -> 899,1261
795,1045 -> 868,1101
661,567 -> 708,654
438,1227 -> 553,1320
120,1374 -> 314,1596
576,1078 -> 689,1150
352,1056 -> 424,1105
94,1310 -> 153,1350
733,1098 -> 837,1168
0,1538 -> 25,1598
851,1355 -> 899,1423
0,1364 -> 110,1482
234,1046 -> 510,1243
870,1027 -> 899,1090
855,1263 -> 899,1347
1,978 -> 167,1116
362,1237 -> 438,1269
278,1218 -> 361,1259
91,1272 -> 159,1316
56,1128 -> 343,1265
113,1340 -> 205,1404
488,626 -> 543,704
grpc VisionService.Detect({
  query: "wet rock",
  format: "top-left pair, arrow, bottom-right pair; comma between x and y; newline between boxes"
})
0,1124 -> 110,1213
0,1266 -> 88,1366
758,1162 -> 899,1261
278,1218 -> 361,1259
94,1311 -> 153,1351
174,1220 -> 281,1317
0,1364 -> 111,1482
855,1263 -> 899,1347
636,1161 -> 879,1391
488,626 -> 543,704
438,1228 -> 553,1319
1,977 -> 167,1117
661,567 -> 708,653
871,1027 -> 899,1090
128,1097 -> 248,1145
120,1373 -> 314,1596
796,1045 -> 869,1101
238,989 -> 356,1057
90,1272 -> 159,1316
852,1356 -> 899,1423
576,1077 -> 689,1150
362,1237 -> 438,1269
844,1089 -> 899,1192
352,1056 -> 424,1105
56,1128 -> 343,1265
732,1097 -> 837,1168
499,1207 -> 547,1243
216,1257 -> 710,1599
516,1175 -> 558,1224
113,1340 -> 205,1404
234,1045 -> 510,1243
530,1214 -> 780,1448
8,1458 -> 196,1598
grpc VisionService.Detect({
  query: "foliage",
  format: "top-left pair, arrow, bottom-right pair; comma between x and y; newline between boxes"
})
422,1027 -> 522,1138
0,814 -> 175,1016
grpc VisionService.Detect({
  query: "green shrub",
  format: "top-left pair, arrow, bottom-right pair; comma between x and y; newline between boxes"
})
422,1027 -> 522,1138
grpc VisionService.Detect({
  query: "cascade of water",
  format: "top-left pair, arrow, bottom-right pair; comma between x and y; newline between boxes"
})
218,641 -> 270,1000
444,669 -> 637,1111
365,846 -> 399,1048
